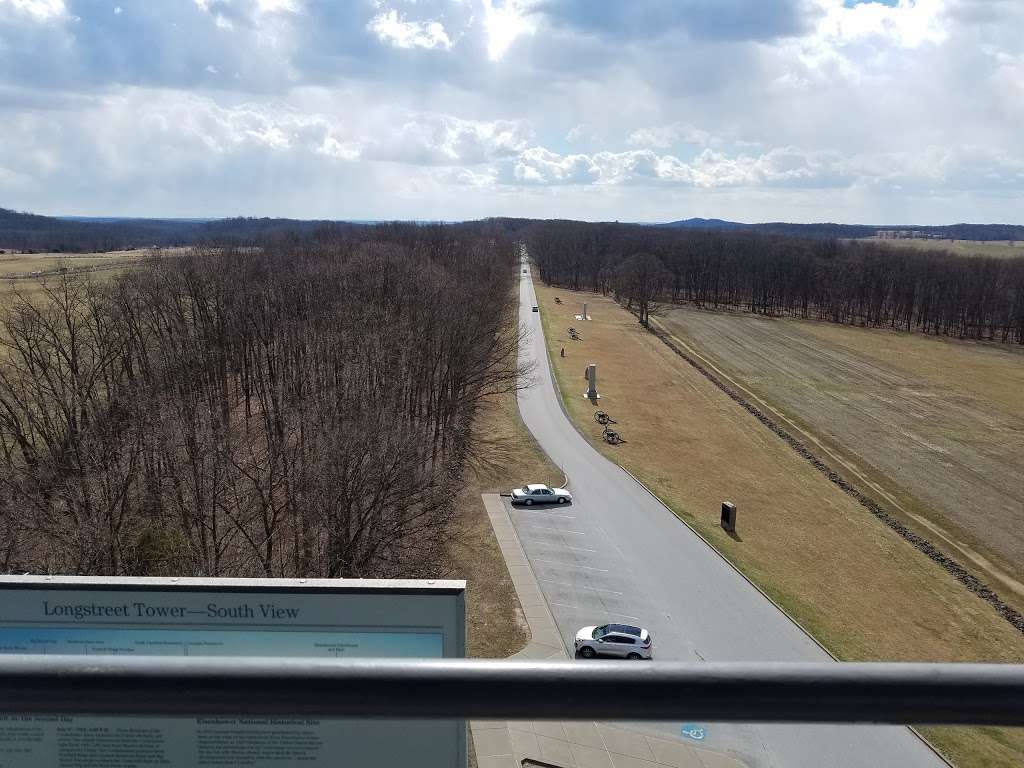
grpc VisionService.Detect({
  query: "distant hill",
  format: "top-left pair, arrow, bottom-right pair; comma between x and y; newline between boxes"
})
660,217 -> 749,231
661,218 -> 877,239
659,217 -> 1024,241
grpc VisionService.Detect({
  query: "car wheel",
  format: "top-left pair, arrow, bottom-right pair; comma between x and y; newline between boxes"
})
524,498 -> 533,506
579,646 -> 596,659
558,497 -> 567,504
627,653 -> 642,660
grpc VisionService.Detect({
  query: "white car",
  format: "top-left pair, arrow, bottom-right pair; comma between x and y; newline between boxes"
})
510,483 -> 572,506
575,624 -> 653,660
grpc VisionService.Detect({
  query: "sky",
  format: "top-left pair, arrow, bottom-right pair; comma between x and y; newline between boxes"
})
0,0 -> 1022,223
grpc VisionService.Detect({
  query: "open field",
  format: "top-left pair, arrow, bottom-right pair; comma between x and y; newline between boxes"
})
534,279 -> 1024,767
864,237 -> 1024,258
661,305 -> 1024,610
0,248 -> 163,278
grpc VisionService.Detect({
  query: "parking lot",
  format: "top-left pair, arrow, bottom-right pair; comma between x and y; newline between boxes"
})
506,497 -> 686,657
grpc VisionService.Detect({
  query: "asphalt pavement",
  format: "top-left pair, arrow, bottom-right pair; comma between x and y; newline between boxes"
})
512,255 -> 947,768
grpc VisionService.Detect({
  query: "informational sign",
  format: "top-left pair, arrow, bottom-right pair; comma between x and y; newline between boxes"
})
0,576 -> 466,768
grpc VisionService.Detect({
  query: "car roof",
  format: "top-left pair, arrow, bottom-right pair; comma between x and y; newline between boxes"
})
607,623 -> 643,637
526,484 -> 549,491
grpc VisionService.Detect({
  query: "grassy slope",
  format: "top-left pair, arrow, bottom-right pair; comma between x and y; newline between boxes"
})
533,280 -> 1024,768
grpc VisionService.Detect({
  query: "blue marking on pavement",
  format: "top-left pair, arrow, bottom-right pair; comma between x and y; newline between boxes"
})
680,724 -> 707,741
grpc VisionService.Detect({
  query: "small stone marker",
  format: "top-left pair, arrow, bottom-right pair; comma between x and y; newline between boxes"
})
721,501 -> 737,533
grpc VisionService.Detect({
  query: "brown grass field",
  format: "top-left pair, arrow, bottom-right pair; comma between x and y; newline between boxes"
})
863,237 -> 1024,258
0,248 -> 161,278
661,305 -> 1024,614
534,279 -> 1024,768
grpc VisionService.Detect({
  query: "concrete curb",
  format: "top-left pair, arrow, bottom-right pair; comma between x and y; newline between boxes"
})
469,494 -> 564,767
482,493 -> 569,661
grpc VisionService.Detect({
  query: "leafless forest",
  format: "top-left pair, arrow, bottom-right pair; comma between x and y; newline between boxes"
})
0,224 -> 522,579
527,221 -> 1024,343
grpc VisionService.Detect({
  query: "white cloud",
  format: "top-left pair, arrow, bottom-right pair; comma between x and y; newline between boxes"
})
2,0 -> 1023,222
368,8 -> 452,51
565,123 -> 596,143
113,6 -> 122,15
506,140 -> 1024,193
482,0 -> 538,61
514,147 -> 597,184
627,122 -> 715,149
365,113 -> 532,165
510,145 -> 876,188
319,136 -> 362,161
0,0 -> 65,21
794,0 -> 951,76
256,0 -> 299,12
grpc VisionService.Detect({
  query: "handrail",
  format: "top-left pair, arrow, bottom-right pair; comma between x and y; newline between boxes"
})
1,657 -> 1023,724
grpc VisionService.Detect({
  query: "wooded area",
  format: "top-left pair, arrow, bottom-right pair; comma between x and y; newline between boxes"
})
527,221 -> 1024,343
0,207 -> 344,253
0,223 -> 523,578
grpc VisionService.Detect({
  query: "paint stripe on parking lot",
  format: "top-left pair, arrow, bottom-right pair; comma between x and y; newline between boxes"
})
532,558 -> 608,572
516,510 -> 577,519
551,602 -> 642,622
522,524 -> 586,535
518,539 -> 598,553
539,579 -> 623,596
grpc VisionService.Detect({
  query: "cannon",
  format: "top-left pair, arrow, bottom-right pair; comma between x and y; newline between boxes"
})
602,427 -> 623,445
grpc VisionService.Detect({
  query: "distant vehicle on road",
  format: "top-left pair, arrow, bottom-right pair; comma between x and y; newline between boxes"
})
575,624 -> 653,659
511,483 -> 572,505
532,305 -> 539,312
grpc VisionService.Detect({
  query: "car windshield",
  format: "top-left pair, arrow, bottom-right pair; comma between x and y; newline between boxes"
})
591,625 -> 609,639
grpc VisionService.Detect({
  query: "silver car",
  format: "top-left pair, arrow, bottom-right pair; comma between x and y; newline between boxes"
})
575,624 -> 653,660
510,483 -> 572,506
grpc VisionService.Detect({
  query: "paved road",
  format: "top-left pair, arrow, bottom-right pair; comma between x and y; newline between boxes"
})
512,258 -> 946,768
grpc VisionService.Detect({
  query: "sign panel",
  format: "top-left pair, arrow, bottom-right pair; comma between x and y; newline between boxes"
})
0,576 -> 466,768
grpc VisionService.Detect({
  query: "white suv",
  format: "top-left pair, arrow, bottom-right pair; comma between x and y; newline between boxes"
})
575,624 -> 653,660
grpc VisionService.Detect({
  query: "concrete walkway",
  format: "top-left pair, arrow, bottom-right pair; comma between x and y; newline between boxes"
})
471,494 -> 747,768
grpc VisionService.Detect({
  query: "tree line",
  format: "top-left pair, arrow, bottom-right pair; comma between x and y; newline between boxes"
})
527,221 -> 1024,343
0,223 -> 524,578
0,207 -> 374,253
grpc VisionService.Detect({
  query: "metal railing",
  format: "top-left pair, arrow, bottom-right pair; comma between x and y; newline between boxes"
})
2,657 -> 1024,725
